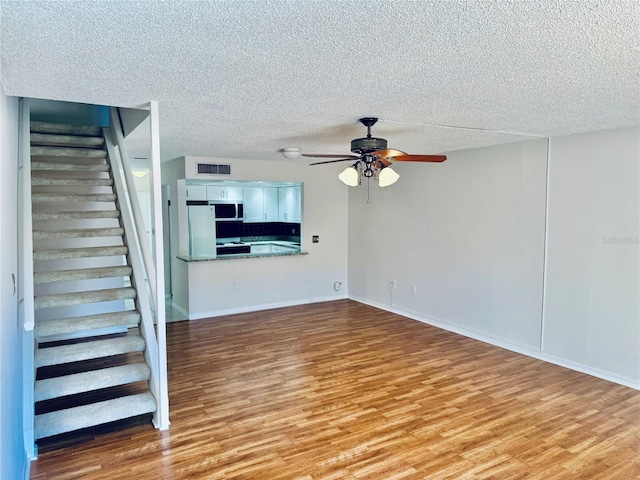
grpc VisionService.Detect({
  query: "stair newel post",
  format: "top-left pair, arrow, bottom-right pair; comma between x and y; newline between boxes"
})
148,100 -> 169,430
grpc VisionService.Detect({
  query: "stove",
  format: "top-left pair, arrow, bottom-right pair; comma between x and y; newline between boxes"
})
216,238 -> 250,255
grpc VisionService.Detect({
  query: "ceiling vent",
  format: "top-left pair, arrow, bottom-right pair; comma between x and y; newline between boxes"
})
196,163 -> 231,175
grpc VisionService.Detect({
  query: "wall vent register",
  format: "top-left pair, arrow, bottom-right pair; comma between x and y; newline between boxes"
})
197,163 -> 231,175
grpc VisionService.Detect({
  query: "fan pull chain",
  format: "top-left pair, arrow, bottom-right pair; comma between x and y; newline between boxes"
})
367,177 -> 371,204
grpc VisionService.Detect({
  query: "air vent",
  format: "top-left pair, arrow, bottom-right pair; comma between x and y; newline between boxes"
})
196,163 -> 231,175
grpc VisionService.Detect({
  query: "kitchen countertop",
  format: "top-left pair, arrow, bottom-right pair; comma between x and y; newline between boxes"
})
177,241 -> 306,262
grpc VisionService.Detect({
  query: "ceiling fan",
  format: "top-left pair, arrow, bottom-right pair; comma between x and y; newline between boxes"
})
302,117 -> 446,187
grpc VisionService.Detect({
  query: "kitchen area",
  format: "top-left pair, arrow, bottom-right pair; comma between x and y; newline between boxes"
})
161,155 -> 346,321
180,181 -> 303,260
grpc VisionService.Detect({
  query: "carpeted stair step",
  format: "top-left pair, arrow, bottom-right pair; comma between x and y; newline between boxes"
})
33,245 -> 128,261
35,287 -> 136,310
31,176 -> 114,187
30,133 -> 105,148
35,334 -> 146,368
33,210 -> 120,221
33,227 -> 124,239
31,146 -> 107,159
30,121 -> 102,137
32,192 -> 116,203
32,161 -> 110,172
34,265 -> 132,284
35,310 -> 140,338
35,363 -> 151,402
34,391 -> 156,440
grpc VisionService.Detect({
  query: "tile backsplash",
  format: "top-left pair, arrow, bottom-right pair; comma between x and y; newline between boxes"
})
217,221 -> 300,239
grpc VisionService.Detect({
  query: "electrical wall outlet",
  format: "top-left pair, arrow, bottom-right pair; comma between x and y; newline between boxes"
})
412,284 -> 417,295
390,280 -> 397,288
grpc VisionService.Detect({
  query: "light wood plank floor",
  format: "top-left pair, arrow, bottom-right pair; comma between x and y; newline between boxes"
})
31,300 -> 640,479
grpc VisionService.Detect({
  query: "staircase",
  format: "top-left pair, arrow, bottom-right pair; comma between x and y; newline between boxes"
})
29,121 -> 157,442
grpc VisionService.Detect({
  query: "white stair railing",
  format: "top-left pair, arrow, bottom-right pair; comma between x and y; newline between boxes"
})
18,98 -> 36,459
104,104 -> 169,430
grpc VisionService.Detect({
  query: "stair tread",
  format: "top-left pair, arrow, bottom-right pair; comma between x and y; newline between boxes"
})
32,161 -> 109,171
30,121 -> 102,137
34,392 -> 156,439
34,245 -> 128,260
35,363 -> 151,402
31,133 -> 105,148
31,146 -> 107,159
35,334 -> 146,368
33,227 -> 124,239
32,177 -> 113,186
35,310 -> 140,338
32,193 -> 116,202
35,287 -> 136,310
34,266 -> 132,284
33,210 -> 120,220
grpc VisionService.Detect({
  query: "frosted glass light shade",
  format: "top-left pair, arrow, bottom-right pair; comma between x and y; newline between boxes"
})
378,167 -> 400,187
338,166 -> 359,186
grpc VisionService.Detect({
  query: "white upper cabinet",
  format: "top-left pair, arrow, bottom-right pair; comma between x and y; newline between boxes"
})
185,185 -> 207,200
263,187 -> 279,222
243,187 -> 279,222
278,186 -> 301,223
206,185 -> 242,201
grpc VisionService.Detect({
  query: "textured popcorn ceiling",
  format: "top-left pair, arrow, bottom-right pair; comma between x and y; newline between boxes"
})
1,0 -> 638,161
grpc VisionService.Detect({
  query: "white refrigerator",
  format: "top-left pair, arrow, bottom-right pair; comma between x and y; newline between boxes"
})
188,205 -> 217,256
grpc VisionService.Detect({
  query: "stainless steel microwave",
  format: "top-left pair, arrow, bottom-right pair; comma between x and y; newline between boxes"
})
212,202 -> 243,221
186,201 -> 244,221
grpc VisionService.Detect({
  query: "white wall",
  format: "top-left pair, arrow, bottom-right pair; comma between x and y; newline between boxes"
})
347,128 -> 640,388
0,88 -> 27,479
164,156 -> 349,318
348,139 -> 548,350
543,127 -> 639,384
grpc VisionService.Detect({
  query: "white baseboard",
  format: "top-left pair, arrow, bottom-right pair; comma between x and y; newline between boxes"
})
349,295 -> 640,391
187,294 -> 348,321
170,303 -> 189,319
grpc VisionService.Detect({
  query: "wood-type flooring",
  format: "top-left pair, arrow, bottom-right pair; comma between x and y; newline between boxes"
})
30,300 -> 640,479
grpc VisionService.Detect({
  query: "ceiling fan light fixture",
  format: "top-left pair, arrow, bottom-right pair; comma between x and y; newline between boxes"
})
338,165 -> 359,187
378,166 -> 400,187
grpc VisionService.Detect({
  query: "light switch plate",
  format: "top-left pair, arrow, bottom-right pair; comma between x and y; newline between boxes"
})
312,235 -> 319,243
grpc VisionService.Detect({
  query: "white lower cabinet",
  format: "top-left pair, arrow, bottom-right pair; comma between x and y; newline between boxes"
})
251,244 -> 271,254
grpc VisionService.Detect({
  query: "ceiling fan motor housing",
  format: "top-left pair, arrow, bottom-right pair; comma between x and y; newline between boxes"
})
351,136 -> 387,154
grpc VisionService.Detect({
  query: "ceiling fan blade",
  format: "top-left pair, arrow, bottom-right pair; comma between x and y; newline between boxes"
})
373,149 -> 407,158
302,153 -> 359,159
392,154 -> 447,163
308,158 -> 359,165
